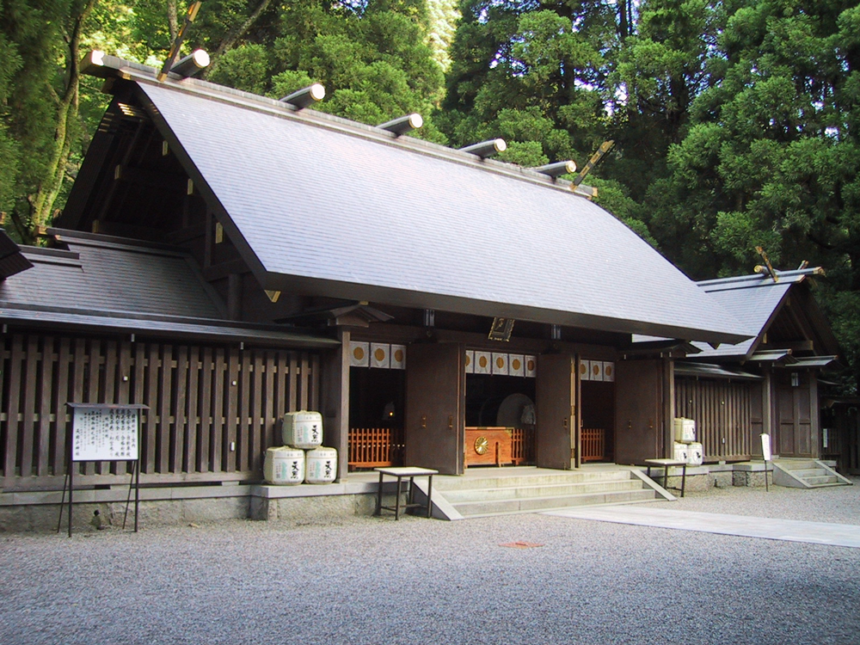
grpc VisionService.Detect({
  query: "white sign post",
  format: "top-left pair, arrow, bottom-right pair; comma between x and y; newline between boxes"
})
760,433 -> 772,492
60,403 -> 147,536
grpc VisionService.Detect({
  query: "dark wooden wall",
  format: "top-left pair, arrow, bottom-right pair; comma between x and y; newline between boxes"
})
614,359 -> 665,464
675,378 -> 760,462
1,332 -> 319,488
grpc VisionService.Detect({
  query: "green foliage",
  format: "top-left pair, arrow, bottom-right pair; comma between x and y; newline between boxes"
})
208,43 -> 270,94
4,0 -> 860,390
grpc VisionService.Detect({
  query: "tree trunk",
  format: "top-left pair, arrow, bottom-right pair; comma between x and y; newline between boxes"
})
30,0 -> 99,234
167,0 -> 179,42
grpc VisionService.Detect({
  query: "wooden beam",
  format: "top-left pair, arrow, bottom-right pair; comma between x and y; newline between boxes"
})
202,258 -> 250,282
113,164 -> 187,192
85,219 -> 164,242
769,340 -> 815,352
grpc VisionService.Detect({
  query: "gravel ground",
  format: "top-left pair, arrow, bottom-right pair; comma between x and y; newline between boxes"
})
2,479 -> 859,645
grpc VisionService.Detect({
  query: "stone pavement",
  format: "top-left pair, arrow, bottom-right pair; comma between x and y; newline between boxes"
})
543,504 -> 860,548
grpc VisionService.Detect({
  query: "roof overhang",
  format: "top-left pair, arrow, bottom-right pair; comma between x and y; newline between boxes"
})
0,229 -> 34,279
0,303 -> 338,349
776,355 -> 840,370
675,363 -> 763,381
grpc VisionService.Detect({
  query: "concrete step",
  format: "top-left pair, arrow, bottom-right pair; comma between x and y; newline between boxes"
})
442,479 -> 646,503
772,459 -> 853,489
791,468 -> 828,479
421,468 -> 671,520
778,460 -> 819,471
454,488 -> 660,517
803,475 -> 839,486
434,470 -> 632,492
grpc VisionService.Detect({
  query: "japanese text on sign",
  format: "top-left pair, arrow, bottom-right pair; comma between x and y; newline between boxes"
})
72,407 -> 139,462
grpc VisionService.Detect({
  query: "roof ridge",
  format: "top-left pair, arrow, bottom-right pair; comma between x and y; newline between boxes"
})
698,267 -> 823,291
84,51 -> 595,200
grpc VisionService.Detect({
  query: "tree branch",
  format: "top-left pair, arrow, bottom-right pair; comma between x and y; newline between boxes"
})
203,0 -> 274,78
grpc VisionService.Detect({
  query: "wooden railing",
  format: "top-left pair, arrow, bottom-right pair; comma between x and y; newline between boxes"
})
348,426 -> 404,469
582,428 -> 605,462
511,426 -> 534,464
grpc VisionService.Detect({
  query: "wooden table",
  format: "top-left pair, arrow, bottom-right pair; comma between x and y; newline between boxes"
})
374,467 -> 439,520
644,458 -> 688,497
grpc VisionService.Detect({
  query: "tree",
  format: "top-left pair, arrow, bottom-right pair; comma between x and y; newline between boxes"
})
202,0 -> 447,141
1,0 -> 100,244
646,0 -> 860,390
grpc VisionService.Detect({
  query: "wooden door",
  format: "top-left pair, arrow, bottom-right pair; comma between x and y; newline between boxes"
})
535,354 -> 577,470
615,359 -> 663,464
404,343 -> 465,475
776,376 -> 813,457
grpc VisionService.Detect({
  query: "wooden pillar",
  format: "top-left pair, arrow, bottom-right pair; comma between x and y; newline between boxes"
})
662,357 -> 674,458
321,329 -> 350,482
762,366 -> 774,453
810,371 -> 820,458
574,354 -> 582,469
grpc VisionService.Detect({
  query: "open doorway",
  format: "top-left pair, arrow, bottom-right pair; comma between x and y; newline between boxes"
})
581,378 -> 615,462
348,367 -> 405,470
465,373 -> 536,467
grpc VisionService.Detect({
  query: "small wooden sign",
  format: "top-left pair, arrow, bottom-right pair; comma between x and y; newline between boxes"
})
760,433 -> 772,461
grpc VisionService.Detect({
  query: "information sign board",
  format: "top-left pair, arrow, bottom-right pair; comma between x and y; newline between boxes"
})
72,406 -> 140,461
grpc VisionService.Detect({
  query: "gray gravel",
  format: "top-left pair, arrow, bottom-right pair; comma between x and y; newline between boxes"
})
2,479 -> 859,645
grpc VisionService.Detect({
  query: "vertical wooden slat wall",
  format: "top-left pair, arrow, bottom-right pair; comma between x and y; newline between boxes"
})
675,378 -> 752,461
0,333 -> 319,484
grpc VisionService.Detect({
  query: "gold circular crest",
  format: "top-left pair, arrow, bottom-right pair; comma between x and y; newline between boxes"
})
353,346 -> 365,360
474,436 -> 489,455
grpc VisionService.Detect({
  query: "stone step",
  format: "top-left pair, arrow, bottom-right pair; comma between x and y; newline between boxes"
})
803,475 -> 839,486
433,470 -> 632,491
778,460 -> 819,471
791,468 -> 828,479
443,479 -> 646,503
453,488 -> 659,517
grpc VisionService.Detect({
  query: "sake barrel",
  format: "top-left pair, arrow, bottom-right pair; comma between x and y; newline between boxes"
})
687,442 -> 704,466
263,446 -> 305,485
282,411 -> 323,449
305,447 -> 337,484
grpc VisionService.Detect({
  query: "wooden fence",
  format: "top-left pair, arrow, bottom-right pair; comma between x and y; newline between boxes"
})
347,427 -> 404,469
0,333 -> 319,487
675,378 -> 757,461
581,428 -> 605,462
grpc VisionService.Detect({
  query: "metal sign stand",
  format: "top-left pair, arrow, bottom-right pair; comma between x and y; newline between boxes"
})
57,403 -> 147,537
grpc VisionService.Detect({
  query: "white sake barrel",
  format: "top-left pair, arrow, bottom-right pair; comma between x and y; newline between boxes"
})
263,446 -> 305,485
687,442 -> 704,466
305,447 -> 337,484
673,442 -> 689,463
282,411 -> 323,449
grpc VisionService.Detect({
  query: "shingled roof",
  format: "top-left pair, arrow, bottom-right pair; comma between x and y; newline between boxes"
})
689,268 -> 839,361
63,53 -> 751,345
0,230 -> 337,348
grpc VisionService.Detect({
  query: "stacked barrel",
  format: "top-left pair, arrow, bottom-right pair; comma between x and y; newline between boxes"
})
263,411 -> 338,485
673,418 -> 703,465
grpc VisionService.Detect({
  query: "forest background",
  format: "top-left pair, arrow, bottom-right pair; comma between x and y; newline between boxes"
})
2,0 -> 860,392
